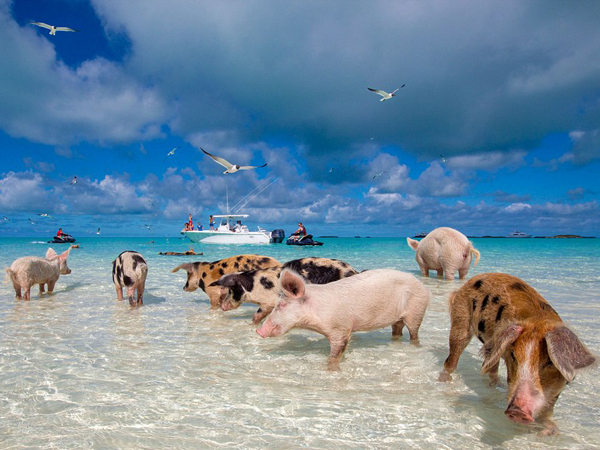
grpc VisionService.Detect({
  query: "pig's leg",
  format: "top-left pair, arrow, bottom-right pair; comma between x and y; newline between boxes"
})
47,280 -> 56,293
419,264 -> 430,277
391,320 -> 404,339
327,334 -> 350,371
115,284 -> 124,301
12,281 -> 22,298
127,287 -> 136,306
487,361 -> 500,386
458,267 -> 469,279
252,306 -> 272,324
23,287 -> 31,300
206,286 -> 222,310
444,270 -> 456,281
439,302 -> 472,382
137,285 -> 144,306
39,283 -> 45,294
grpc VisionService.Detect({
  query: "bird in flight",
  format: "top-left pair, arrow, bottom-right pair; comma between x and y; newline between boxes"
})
144,224 -> 153,231
163,146 -> 181,161
29,21 -> 79,36
372,172 -> 386,180
201,148 -> 267,174
2,216 -> 9,222
28,218 -> 37,225
440,155 -> 447,163
37,213 -> 56,220
70,176 -> 77,185
367,84 -> 405,102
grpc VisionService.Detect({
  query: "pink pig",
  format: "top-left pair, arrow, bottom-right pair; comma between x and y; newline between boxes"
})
407,227 -> 480,280
256,268 -> 430,370
5,247 -> 72,300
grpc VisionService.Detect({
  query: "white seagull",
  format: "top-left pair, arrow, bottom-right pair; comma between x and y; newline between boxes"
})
440,155 -> 447,163
163,146 -> 181,161
201,148 -> 267,174
29,21 -> 79,35
372,171 -> 386,180
37,213 -> 56,220
28,218 -> 37,225
367,84 -> 405,102
2,216 -> 9,222
70,176 -> 77,185
96,228 -> 101,235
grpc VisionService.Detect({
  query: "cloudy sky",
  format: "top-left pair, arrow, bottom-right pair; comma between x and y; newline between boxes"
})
0,0 -> 599,237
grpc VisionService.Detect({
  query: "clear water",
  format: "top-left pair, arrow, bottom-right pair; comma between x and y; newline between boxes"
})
1,237 -> 599,449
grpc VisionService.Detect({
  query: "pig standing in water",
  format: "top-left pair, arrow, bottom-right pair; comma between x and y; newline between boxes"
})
407,227 -> 480,280
256,268 -> 430,370
439,273 -> 596,435
6,247 -> 72,299
112,251 -> 148,306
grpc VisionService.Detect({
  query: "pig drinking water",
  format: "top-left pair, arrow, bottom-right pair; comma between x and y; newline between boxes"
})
407,227 -> 480,280
438,273 -> 596,435
112,251 -> 148,306
171,254 -> 280,309
5,247 -> 72,300
215,257 -> 358,323
256,268 -> 430,370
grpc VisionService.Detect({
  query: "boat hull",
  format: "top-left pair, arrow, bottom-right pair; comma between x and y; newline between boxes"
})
183,230 -> 271,244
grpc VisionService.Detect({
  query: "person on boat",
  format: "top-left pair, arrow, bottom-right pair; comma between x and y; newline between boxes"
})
188,213 -> 193,230
234,220 -> 242,232
183,223 -> 190,232
291,222 -> 307,241
198,221 -> 203,231
209,215 -> 215,231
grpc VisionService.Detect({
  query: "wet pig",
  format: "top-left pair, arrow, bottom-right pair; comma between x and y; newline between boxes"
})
112,251 -> 148,306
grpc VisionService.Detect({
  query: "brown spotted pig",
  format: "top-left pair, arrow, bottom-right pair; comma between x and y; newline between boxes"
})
171,254 -> 280,309
439,273 -> 596,435
214,257 -> 358,323
112,251 -> 148,307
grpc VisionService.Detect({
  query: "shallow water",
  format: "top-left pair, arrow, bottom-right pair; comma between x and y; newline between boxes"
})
1,237 -> 599,449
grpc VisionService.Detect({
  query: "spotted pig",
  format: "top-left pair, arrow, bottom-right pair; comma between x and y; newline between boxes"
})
171,254 -> 280,309
439,273 -> 596,435
112,251 -> 148,307
214,257 -> 358,323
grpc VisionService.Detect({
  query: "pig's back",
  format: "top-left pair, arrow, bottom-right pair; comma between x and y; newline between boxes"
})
9,257 -> 55,283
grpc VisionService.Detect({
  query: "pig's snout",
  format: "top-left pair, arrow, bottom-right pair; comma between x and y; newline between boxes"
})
221,301 -> 233,311
505,405 -> 534,425
256,328 -> 268,338
256,321 -> 280,338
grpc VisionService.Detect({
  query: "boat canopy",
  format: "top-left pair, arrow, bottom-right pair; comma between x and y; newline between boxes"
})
213,214 -> 249,219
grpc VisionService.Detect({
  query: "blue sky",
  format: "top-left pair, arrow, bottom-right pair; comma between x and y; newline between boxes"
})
0,0 -> 599,237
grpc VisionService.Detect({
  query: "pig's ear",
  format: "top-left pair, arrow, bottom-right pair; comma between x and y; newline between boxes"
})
546,326 -> 596,382
481,323 -> 523,374
211,274 -> 238,288
59,247 -> 71,260
46,248 -> 58,260
172,263 -> 194,274
279,269 -> 305,299
406,238 -> 419,251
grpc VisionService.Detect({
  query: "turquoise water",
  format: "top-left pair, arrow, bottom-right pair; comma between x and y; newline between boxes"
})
1,237 -> 599,449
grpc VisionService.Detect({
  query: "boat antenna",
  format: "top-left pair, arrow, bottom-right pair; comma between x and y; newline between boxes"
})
226,181 -> 229,215
230,177 -> 274,212
232,178 -> 279,214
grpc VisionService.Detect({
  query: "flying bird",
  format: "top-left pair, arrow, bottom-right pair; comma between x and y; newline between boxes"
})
2,216 -> 9,222
440,155 -> 447,163
37,213 -> 56,220
29,21 -> 79,35
96,228 -> 101,235
329,168 -> 334,173
201,147 -> 267,174
28,218 -> 37,225
367,84 -> 405,102
163,146 -> 181,161
144,224 -> 153,231
70,176 -> 77,185
372,172 -> 386,180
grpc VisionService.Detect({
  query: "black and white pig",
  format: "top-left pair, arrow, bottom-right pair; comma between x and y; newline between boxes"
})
112,251 -> 148,306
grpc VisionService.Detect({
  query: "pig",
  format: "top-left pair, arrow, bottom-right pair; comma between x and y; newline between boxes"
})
112,251 -> 148,306
5,247 -> 72,300
256,268 -> 430,370
438,273 -> 596,435
407,227 -> 480,280
171,254 -> 280,309
214,257 -> 358,323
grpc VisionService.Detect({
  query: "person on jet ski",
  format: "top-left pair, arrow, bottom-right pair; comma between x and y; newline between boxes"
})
291,222 -> 307,241
57,228 -> 64,237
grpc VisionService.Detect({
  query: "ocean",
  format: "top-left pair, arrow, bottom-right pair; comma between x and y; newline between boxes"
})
1,236 -> 599,449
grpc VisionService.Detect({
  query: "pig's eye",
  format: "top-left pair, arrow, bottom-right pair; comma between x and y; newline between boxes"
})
509,351 -> 517,363
542,359 -> 554,369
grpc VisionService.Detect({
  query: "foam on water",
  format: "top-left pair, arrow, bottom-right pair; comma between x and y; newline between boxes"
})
1,237 -> 599,449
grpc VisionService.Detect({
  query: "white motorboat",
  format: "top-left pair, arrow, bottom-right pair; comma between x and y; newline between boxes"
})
508,231 -> 531,238
182,214 -> 284,244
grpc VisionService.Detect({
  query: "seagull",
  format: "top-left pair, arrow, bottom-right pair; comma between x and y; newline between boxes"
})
29,218 -> 37,225
2,216 -> 9,222
70,176 -> 77,185
201,147 -> 267,174
440,155 -> 447,163
29,21 -> 79,35
163,146 -> 181,161
367,84 -> 405,102
96,228 -> 101,235
144,224 -> 153,231
37,213 -> 56,220
372,172 -> 386,180
329,168 -> 334,173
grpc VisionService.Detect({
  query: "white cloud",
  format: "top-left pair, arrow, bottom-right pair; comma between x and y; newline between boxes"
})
504,202 -> 532,213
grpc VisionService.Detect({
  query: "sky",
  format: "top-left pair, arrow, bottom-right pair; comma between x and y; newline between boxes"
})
0,0 -> 599,238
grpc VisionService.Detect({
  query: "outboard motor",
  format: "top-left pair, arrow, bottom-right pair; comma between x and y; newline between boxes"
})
270,229 -> 285,244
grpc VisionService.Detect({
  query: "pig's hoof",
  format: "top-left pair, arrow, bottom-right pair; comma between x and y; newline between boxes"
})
438,372 -> 452,382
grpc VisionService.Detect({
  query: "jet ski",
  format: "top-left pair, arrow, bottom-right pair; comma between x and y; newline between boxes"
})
285,234 -> 323,246
48,234 -> 76,244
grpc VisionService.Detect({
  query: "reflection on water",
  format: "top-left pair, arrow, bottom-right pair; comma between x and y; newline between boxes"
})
0,237 -> 599,449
